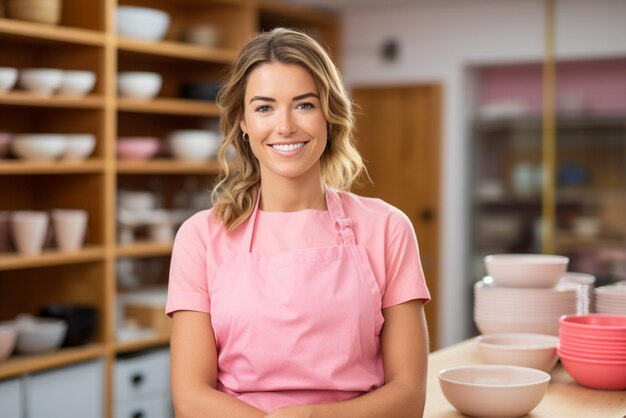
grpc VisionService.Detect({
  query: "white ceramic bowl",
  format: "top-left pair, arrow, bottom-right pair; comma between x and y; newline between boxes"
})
476,333 -> 559,372
438,365 -> 550,418
168,129 -> 221,162
118,190 -> 157,212
63,134 -> 96,161
12,134 -> 67,161
116,6 -> 170,41
0,67 -> 18,93
180,24 -> 222,47
117,72 -> 162,100
18,68 -> 63,96
0,322 -> 18,361
484,254 -> 569,288
58,70 -> 96,97
14,315 -> 67,354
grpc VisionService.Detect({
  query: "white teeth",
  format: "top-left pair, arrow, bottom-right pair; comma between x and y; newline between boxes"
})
272,142 -> 305,151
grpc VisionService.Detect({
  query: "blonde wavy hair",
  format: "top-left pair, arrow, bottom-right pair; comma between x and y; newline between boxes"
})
212,27 -> 366,230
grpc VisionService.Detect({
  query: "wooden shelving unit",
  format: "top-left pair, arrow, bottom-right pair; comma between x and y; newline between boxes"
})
0,0 -> 338,416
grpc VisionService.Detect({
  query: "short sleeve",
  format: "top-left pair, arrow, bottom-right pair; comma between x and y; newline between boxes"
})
166,214 -> 211,316
382,208 -> 431,309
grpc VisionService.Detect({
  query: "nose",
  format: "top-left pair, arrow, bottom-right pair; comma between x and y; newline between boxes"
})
277,109 -> 297,136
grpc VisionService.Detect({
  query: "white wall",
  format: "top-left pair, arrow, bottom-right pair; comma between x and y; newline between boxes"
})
340,0 -> 626,347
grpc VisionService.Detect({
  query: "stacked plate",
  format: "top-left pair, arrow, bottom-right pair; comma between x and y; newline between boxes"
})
474,278 -> 584,336
594,282 -> 626,314
474,254 -> 589,336
558,314 -> 626,390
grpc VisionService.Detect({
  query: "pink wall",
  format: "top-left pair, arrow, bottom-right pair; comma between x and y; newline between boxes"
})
477,58 -> 626,115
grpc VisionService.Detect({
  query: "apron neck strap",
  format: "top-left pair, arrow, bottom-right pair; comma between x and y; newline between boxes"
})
326,188 -> 356,246
241,187 -> 356,253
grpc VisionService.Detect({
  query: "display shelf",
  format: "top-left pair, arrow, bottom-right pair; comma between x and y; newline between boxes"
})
0,17 -> 105,46
0,92 -> 105,109
116,159 -> 220,174
115,335 -> 170,354
0,160 -> 105,174
116,242 -> 174,259
0,2 -> 340,416
117,97 -> 220,116
117,37 -> 238,64
0,245 -> 106,271
0,343 -> 105,380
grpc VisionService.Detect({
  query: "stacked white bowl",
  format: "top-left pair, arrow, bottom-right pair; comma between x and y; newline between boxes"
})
594,282 -> 626,314
474,254 -> 588,336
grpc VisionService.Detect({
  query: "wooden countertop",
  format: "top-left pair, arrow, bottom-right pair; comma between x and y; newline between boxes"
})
425,338 -> 626,418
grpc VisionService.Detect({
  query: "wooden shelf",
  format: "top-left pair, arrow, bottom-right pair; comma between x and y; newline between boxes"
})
0,91 -> 105,109
555,232 -> 626,249
117,159 -> 220,174
117,37 -> 238,64
116,242 -> 174,258
0,344 -> 105,380
0,18 -> 105,46
0,160 -> 105,174
259,0 -> 337,27
0,245 -> 106,271
115,335 -> 170,354
117,97 -> 220,116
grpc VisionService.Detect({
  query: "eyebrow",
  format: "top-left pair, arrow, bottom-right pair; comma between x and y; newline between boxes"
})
249,92 -> 320,103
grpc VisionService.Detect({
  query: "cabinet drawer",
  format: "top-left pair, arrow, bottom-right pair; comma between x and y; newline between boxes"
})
115,349 -> 168,401
25,360 -> 103,418
0,378 -> 23,418
116,395 -> 169,418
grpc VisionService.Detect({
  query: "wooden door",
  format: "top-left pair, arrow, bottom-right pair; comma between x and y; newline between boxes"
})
352,85 -> 441,349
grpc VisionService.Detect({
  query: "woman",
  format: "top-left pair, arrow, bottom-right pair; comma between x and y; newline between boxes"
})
166,27 -> 430,418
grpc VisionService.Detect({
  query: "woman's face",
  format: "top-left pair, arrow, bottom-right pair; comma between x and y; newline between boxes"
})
240,62 -> 328,184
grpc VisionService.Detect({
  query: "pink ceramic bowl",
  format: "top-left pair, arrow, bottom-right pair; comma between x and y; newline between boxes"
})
559,350 -> 626,390
438,364 -> 550,418
484,254 -> 568,288
116,137 -> 159,160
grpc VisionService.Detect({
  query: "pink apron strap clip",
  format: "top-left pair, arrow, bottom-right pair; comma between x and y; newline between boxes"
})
335,218 -> 356,245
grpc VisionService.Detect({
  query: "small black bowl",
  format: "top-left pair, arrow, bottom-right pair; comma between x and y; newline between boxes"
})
39,304 -> 99,347
180,82 -> 222,101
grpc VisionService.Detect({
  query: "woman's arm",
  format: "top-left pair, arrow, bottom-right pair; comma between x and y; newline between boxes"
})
266,299 -> 429,418
170,310 -> 267,418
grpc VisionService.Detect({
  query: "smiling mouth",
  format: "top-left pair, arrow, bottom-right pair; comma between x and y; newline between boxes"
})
269,142 -> 306,151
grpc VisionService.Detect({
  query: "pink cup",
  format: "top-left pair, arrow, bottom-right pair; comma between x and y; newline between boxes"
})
51,209 -> 88,252
11,211 -> 49,256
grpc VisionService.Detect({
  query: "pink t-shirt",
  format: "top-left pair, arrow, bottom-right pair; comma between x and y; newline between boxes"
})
166,191 -> 430,316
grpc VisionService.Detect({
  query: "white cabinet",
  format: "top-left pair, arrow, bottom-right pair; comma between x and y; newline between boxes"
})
115,349 -> 172,418
115,349 -> 168,400
0,378 -> 23,418
24,360 -> 103,418
116,396 -> 169,418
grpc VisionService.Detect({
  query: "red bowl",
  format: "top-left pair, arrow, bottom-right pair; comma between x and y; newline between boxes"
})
559,332 -> 626,349
558,346 -> 626,362
558,350 -> 626,390
560,314 -> 626,338
559,326 -> 626,344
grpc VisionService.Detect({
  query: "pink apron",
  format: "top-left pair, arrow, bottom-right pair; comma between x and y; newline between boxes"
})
210,188 -> 385,412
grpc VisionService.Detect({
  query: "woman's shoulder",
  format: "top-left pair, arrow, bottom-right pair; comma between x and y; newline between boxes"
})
338,190 -> 410,223
177,208 -> 230,241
